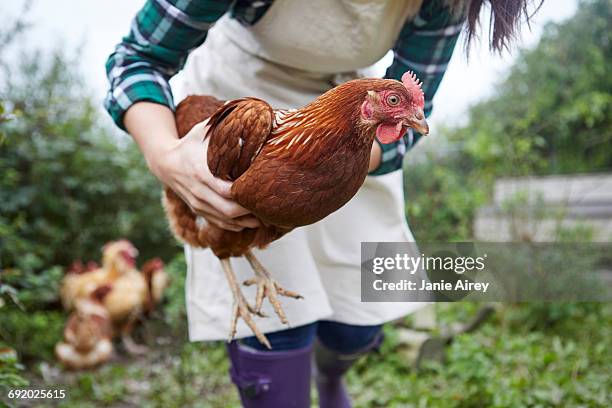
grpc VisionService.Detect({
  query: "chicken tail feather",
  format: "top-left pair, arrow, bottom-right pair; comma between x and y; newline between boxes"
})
162,188 -> 206,247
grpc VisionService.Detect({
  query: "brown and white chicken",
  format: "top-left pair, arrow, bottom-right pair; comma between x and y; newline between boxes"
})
60,240 -> 138,310
101,256 -> 167,354
141,258 -> 170,315
55,286 -> 114,369
163,72 -> 429,347
60,240 -> 168,354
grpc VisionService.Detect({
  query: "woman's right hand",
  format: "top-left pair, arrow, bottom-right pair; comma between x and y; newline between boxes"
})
125,102 -> 261,232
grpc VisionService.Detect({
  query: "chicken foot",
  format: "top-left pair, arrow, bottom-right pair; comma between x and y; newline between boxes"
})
121,309 -> 148,355
243,250 -> 304,325
220,258 -> 271,349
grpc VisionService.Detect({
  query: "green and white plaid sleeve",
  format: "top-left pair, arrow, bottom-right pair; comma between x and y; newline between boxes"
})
373,0 -> 464,175
104,0 -> 231,130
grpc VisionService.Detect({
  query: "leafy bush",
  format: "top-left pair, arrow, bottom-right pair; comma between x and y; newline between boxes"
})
0,347 -> 28,393
405,0 -> 612,242
0,307 -> 64,362
162,254 -> 188,330
0,2 -> 610,406
0,267 -> 65,361
0,47 -> 179,275
1,266 -> 63,310
0,10 -> 182,375
404,150 -> 485,242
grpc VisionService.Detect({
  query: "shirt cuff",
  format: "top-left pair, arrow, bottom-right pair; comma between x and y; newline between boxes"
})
104,77 -> 175,131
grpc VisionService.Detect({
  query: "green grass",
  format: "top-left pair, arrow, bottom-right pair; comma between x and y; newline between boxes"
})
2,256 -> 610,407
43,341 -> 239,408
349,303 -> 611,407
1,302 -> 607,408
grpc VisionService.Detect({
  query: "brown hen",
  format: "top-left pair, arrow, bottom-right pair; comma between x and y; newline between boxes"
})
163,73 -> 429,348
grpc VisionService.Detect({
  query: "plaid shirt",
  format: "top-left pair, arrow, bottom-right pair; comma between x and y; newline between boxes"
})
105,0 -> 464,175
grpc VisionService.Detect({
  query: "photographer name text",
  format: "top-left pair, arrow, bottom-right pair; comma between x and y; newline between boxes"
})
373,279 -> 489,292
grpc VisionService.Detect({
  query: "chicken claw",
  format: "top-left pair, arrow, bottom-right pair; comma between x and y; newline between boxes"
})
244,250 -> 304,325
120,309 -> 149,355
220,258 -> 271,349
122,333 -> 149,355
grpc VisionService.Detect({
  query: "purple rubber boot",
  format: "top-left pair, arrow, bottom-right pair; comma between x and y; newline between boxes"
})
226,341 -> 312,408
314,333 -> 383,408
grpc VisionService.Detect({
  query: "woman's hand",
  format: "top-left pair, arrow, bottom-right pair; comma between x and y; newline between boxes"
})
368,141 -> 382,172
124,102 -> 261,232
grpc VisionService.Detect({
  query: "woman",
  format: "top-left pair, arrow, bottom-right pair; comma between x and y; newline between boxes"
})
105,1 -> 533,406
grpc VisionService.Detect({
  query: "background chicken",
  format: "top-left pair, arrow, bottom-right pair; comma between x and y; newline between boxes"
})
55,285 -> 114,369
141,258 -> 170,315
101,256 -> 168,354
163,72 -> 428,347
60,240 -> 168,355
60,240 -> 138,310
100,257 -> 148,354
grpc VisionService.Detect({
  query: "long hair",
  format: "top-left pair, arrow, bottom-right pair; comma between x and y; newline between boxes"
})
447,0 -> 544,52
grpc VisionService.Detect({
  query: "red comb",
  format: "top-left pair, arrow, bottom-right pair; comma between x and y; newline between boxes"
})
401,71 -> 425,109
67,260 -> 85,274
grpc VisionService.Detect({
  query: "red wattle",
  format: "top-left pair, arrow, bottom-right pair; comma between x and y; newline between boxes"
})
376,123 -> 406,144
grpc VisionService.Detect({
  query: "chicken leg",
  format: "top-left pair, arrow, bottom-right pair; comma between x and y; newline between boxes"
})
121,309 -> 148,355
221,258 -> 271,349
243,250 -> 303,325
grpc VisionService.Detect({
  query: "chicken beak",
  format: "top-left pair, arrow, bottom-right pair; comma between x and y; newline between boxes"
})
405,109 -> 429,136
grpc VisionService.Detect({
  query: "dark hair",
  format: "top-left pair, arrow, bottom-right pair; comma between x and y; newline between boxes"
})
448,0 -> 543,52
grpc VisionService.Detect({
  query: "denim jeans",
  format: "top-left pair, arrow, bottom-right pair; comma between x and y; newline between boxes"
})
243,321 -> 382,353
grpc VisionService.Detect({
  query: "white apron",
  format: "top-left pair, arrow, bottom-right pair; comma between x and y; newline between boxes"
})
173,0 -> 428,342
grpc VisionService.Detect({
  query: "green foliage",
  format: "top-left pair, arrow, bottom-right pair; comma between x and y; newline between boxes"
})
0,13 -> 182,390
1,266 -> 63,309
404,151 -> 484,241
162,254 -> 188,331
507,302 -> 604,330
0,101 -> 9,144
0,347 -> 29,394
7,303 -> 604,408
0,266 -> 65,363
30,342 -> 239,408
0,2 -> 610,406
406,0 -> 612,242
0,306 -> 64,361
455,0 -> 611,176
347,303 -> 612,408
0,48 -> 178,276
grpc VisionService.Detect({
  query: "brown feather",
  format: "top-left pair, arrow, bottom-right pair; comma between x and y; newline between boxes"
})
163,78 -> 407,258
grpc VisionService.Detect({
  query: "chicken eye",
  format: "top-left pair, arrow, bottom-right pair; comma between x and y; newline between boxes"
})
387,94 -> 400,106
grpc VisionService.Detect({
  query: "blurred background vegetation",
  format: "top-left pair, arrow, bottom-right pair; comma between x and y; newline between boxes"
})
404,0 -> 611,243
1,0 -> 611,407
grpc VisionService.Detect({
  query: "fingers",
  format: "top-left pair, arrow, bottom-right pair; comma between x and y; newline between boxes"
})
204,215 -> 261,231
209,177 -> 234,199
234,215 -> 262,229
184,199 -> 245,232
205,215 -> 244,232
171,126 -> 260,232
185,182 -> 241,216
193,162 -> 234,199
180,185 -> 261,231
202,189 -> 252,219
